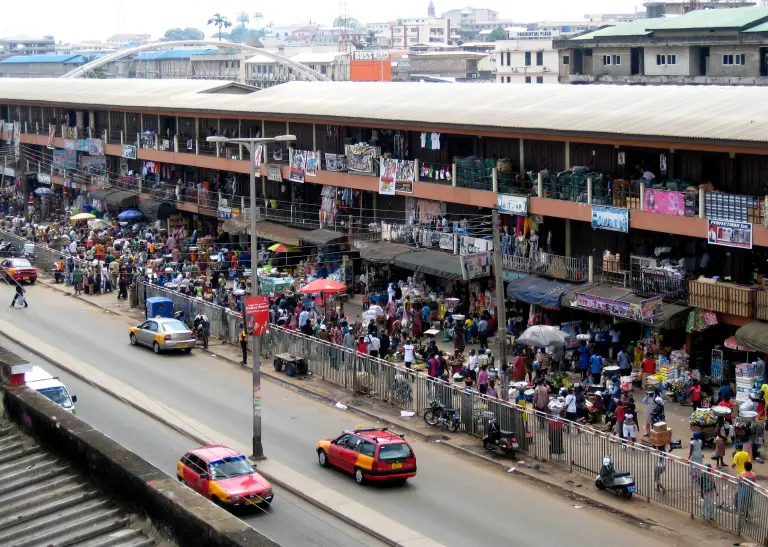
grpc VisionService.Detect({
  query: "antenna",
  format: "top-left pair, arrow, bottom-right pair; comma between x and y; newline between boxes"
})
338,0 -> 352,53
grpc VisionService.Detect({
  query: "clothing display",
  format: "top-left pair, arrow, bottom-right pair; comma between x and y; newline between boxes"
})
420,132 -> 441,150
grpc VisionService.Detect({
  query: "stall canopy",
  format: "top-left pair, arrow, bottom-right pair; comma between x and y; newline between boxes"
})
357,241 -> 415,265
301,228 -> 346,246
507,276 -> 581,309
222,216 -> 248,235
89,188 -> 118,202
104,190 -> 139,209
393,248 -> 464,280
253,220 -> 305,247
736,322 -> 768,354
138,197 -> 173,221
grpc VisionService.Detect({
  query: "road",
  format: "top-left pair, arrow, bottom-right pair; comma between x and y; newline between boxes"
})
1,283 -> 673,547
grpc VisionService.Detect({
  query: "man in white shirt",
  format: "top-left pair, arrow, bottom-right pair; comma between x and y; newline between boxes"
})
609,328 -> 621,358
565,388 -> 577,422
359,273 -> 366,294
68,240 -> 78,255
403,340 -> 415,369
365,332 -> 380,358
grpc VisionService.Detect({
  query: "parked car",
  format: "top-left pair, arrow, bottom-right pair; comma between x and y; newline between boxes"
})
0,257 -> 37,284
129,317 -> 195,354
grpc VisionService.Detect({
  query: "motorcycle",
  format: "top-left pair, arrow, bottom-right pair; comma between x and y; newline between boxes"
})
194,313 -> 210,349
423,399 -> 460,432
482,419 -> 519,458
0,240 -> 13,257
595,455 -> 636,499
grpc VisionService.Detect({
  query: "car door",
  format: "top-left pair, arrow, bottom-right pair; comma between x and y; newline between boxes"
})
182,454 -> 201,489
329,434 -> 355,471
141,321 -> 158,346
340,436 -> 364,473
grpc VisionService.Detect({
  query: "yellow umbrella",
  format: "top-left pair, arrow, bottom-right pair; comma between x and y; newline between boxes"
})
70,213 -> 96,221
268,243 -> 300,253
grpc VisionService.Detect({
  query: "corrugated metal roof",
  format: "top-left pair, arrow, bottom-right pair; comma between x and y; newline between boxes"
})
3,78 -> 768,144
134,48 -> 215,61
0,54 -> 85,64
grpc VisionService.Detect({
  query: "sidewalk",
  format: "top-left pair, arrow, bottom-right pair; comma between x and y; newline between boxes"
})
36,277 -> 753,547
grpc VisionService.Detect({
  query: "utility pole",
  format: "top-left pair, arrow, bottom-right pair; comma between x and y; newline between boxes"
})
491,210 -> 509,401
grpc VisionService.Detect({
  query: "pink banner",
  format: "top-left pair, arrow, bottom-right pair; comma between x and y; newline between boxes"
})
643,189 -> 684,216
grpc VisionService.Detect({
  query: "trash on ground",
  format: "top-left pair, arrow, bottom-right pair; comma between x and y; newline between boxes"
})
507,467 -> 516,473
335,402 -> 348,410
400,410 -> 416,417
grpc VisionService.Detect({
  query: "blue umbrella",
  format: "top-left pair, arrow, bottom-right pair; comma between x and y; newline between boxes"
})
34,187 -> 54,196
118,209 -> 144,221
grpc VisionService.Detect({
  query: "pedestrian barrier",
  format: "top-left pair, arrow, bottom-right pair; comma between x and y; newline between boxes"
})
8,228 -> 768,542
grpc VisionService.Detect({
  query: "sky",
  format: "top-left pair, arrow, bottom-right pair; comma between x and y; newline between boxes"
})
2,0 -> 640,43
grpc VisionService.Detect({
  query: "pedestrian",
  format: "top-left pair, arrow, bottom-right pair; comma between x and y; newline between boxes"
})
617,346 -> 631,377
72,265 -> 83,295
690,379 -> 702,411
477,364 -> 489,394
486,379 -> 498,398
427,353 -> 440,379
565,388 -> 577,422
700,463 -> 718,520
590,350 -> 603,385
737,461 -> 758,519
403,338 -> 415,370
365,331 -> 380,358
714,432 -> 726,469
477,313 -> 489,351
9,284 -> 27,308
622,411 -> 637,445
239,323 -> 248,365
733,443 -> 752,475
578,341 -> 589,380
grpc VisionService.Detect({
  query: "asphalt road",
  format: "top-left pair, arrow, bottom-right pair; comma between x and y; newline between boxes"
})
1,283 -> 672,547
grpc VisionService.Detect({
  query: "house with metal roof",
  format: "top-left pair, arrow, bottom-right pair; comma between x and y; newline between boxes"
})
555,5 -> 768,85
0,54 -> 87,78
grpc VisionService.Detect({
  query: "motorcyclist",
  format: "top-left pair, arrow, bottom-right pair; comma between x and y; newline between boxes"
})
194,313 -> 210,349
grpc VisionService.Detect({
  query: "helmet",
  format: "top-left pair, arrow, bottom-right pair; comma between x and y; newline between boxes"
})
655,396 -> 664,405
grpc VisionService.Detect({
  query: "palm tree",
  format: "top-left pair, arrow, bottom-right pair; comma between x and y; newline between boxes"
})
252,12 -> 264,29
207,13 -> 232,40
236,11 -> 249,29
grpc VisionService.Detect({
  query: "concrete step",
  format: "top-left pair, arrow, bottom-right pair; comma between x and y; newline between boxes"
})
0,453 -> 55,476
0,462 -> 68,494
13,508 -> 125,547
0,445 -> 39,464
0,434 -> 21,447
0,499 -> 111,544
75,528 -> 155,547
0,474 -> 79,506
0,484 -> 96,523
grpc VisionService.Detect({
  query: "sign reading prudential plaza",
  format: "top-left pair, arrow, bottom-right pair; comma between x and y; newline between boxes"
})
352,50 -> 389,61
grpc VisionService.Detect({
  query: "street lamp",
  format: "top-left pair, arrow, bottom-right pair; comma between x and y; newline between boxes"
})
207,134 -> 296,459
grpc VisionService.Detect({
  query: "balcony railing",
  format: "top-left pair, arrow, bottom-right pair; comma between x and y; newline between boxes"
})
455,157 -> 494,191
502,251 -> 588,282
630,266 -> 688,305
688,278 -> 756,318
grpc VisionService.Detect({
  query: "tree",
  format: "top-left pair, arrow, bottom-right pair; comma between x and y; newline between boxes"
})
207,13 -> 232,40
163,27 -> 205,41
333,16 -> 365,32
486,26 -> 508,42
236,11 -> 250,29
252,12 -> 264,29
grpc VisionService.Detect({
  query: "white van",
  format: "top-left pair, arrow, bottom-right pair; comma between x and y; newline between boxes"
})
24,366 -> 78,414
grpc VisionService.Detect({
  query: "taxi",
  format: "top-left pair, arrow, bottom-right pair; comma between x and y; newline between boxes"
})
176,445 -> 273,509
317,427 -> 417,485
129,317 -> 195,354
0,257 -> 37,284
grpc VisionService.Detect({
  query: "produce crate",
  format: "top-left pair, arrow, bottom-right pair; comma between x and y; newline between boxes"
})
688,279 -> 755,318
756,290 -> 768,321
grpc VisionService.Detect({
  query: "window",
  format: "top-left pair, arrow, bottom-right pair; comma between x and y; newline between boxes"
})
536,51 -> 543,65
506,52 -> 510,66
667,54 -> 676,65
613,55 -> 621,65
378,443 -> 413,461
602,55 -> 611,65
321,65 -> 327,75
525,76 -> 531,83
563,55 -> 570,65
507,76 -> 511,83
536,76 -> 543,83
357,441 -> 376,457
524,51 -> 531,66
722,53 -> 745,65
499,53 -> 503,66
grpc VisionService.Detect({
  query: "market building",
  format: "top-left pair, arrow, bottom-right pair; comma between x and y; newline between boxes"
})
2,77 -> 768,382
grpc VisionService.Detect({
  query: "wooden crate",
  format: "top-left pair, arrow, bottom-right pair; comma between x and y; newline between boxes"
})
688,279 -> 755,318
626,197 -> 641,210
756,290 -> 768,321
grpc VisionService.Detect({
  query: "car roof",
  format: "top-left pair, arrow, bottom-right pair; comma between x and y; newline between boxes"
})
189,445 -> 241,462
346,428 -> 406,445
152,317 -> 185,324
28,378 -> 67,391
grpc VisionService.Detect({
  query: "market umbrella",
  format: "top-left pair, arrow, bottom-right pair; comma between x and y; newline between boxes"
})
724,336 -> 753,352
87,218 -> 111,230
516,325 -> 570,348
70,212 -> 96,221
736,322 -> 768,354
118,209 -> 144,221
268,243 -> 300,253
34,187 -> 53,196
298,278 -> 346,294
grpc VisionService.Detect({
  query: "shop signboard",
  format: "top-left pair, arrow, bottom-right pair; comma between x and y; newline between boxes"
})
325,153 -> 346,172
497,194 -> 528,215
353,50 -> 389,61
63,139 -> 75,151
643,189 -> 685,216
121,144 -> 137,159
244,295 -> 270,335
87,138 -> 104,156
217,206 -> 233,220
591,205 -> 629,233
81,155 -> 106,175
345,144 -> 377,174
575,293 -> 661,324
267,165 -> 283,182
37,173 -> 50,184
502,271 -> 528,282
75,139 -> 89,152
53,149 -> 76,170
460,235 -> 493,255
707,219 -> 752,249
439,232 -> 454,250
641,295 -> 663,319
460,251 -> 492,281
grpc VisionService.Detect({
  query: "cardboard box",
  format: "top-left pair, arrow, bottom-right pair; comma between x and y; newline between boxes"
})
650,429 -> 672,446
652,422 -> 667,432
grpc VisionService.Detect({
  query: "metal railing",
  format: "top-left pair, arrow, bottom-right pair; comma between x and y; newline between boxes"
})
418,162 -> 453,186
630,266 -> 689,304
455,158 -> 493,191
502,251 -> 588,283
497,171 -> 534,196
594,261 -> 632,288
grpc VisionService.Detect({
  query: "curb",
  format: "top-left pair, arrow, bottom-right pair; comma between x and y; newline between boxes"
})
0,325 -> 402,547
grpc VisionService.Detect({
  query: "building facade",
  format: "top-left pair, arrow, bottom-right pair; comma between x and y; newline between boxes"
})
391,51 -> 492,80
391,17 -> 458,48
442,7 -> 499,27
0,35 -> 55,60
495,40 -> 559,83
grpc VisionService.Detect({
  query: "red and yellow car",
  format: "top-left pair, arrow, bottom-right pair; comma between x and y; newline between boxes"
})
0,258 -> 37,284
317,427 -> 417,485
176,445 -> 273,509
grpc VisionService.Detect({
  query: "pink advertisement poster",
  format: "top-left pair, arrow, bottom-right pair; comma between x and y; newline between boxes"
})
643,189 -> 685,216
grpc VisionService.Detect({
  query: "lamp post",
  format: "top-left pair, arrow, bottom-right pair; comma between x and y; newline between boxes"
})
207,134 -> 296,459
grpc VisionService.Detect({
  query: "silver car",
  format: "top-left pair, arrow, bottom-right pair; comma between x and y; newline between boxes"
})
129,317 -> 196,354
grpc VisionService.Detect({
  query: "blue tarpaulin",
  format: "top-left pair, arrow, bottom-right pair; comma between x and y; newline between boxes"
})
506,276 -> 581,309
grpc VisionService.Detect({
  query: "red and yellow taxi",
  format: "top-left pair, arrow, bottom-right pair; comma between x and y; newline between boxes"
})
0,258 -> 37,284
176,445 -> 273,509
317,427 -> 417,485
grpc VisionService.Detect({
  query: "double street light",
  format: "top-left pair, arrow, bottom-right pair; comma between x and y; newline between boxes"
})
207,134 -> 296,459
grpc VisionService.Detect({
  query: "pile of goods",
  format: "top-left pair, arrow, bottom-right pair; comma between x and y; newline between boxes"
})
735,362 -> 765,403
650,422 -> 672,447
689,408 -> 717,431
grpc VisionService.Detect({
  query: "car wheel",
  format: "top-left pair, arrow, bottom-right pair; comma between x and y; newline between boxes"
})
318,450 -> 329,468
211,495 -> 225,507
182,348 -> 192,354
29,279 -> 35,285
177,475 -> 183,482
153,342 -> 161,354
130,333 -> 138,346
354,468 -> 365,485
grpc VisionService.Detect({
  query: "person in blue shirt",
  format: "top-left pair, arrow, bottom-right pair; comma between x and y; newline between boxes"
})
590,351 -> 604,385
578,341 -> 590,381
617,346 -> 631,376
718,383 -> 733,404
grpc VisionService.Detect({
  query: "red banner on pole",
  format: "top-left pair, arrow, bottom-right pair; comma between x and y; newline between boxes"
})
245,296 -> 269,335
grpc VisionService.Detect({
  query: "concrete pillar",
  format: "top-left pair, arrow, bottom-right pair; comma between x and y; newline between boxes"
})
120,130 -> 124,146
174,135 -> 179,153
640,182 -> 646,210
537,172 -> 543,198
216,119 -> 221,157
564,141 -> 570,169
285,121 -> 289,135
588,255 -> 594,284
452,163 -> 457,187
123,112 -> 127,139
699,186 -> 706,219
372,192 -> 377,220
587,177 -> 593,204
415,159 -> 420,182
519,138 -> 525,175
312,123 -> 316,151
453,232 -> 459,255
565,219 -> 572,258
492,167 -> 498,193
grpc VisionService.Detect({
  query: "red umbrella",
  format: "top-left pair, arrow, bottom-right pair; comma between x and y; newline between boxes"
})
298,278 -> 346,294
725,336 -> 753,352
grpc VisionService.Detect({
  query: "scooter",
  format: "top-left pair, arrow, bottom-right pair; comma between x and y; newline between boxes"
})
482,419 -> 519,458
423,399 -> 460,432
595,455 -> 636,499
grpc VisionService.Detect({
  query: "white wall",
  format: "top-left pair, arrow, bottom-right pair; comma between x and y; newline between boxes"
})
644,46 -> 691,76
495,40 -> 558,82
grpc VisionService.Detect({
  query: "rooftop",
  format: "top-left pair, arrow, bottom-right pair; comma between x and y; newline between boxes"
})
2,79 -> 768,145
0,54 -> 86,64
0,34 -> 54,42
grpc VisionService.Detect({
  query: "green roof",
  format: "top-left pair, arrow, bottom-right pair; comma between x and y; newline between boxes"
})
570,5 -> 768,41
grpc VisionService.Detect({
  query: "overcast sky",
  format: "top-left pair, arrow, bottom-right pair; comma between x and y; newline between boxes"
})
3,0 -> 639,43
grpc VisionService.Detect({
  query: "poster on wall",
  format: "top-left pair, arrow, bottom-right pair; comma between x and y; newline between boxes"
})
121,144 -> 136,159
244,295 -> 270,335
460,251 -> 492,280
325,153 -> 346,172
591,205 -> 629,233
395,160 -> 415,193
63,139 -> 76,151
305,151 -> 318,176
47,125 -> 56,149
378,158 -> 397,195
81,155 -> 106,174
252,144 -> 263,168
217,206 -> 233,220
344,143 -> 376,174
497,194 -> 528,215
708,219 -> 752,249
53,149 -> 76,170
643,188 -> 685,216
267,165 -> 283,182
87,138 -> 104,156
460,235 -> 493,255
575,293 -> 661,324
75,138 -> 89,152
289,149 -> 306,183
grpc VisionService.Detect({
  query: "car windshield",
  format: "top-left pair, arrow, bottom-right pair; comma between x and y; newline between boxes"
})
162,320 -> 189,333
378,443 -> 412,461
36,386 -> 72,408
11,259 -> 32,268
209,455 -> 254,479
